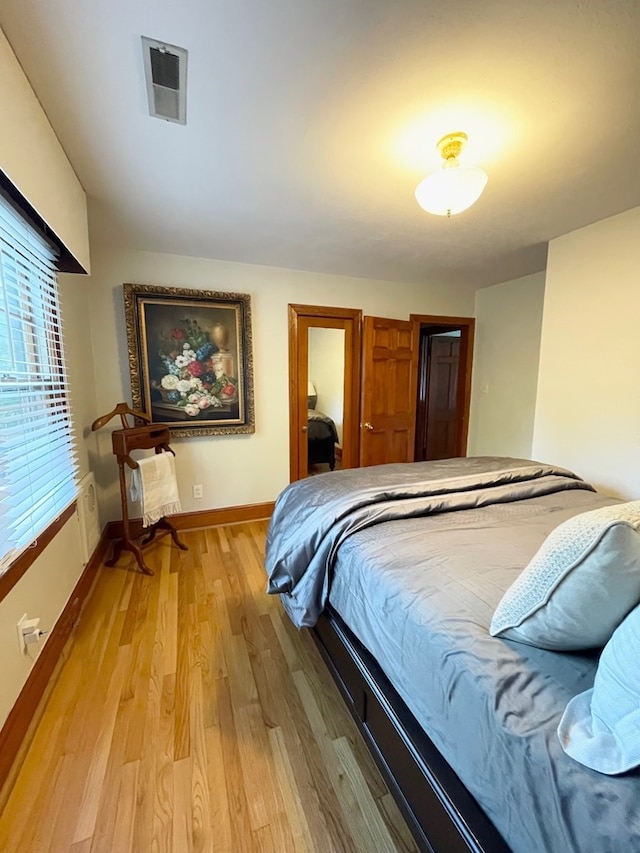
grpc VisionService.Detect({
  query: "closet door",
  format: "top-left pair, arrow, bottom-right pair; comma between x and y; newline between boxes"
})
359,316 -> 418,467
424,335 -> 461,460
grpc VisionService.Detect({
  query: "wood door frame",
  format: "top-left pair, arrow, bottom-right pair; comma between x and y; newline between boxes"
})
288,304 -> 362,482
410,314 -> 475,457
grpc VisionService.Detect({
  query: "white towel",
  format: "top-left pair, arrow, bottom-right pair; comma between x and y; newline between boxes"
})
130,451 -> 182,527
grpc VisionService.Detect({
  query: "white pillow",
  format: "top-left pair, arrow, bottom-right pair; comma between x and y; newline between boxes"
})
557,603 -> 640,774
490,501 -> 640,650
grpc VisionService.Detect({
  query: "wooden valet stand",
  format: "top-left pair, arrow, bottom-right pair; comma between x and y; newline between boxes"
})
91,402 -> 188,575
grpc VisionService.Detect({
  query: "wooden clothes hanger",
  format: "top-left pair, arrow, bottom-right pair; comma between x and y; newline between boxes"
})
91,401 -> 151,432
92,402 -> 175,468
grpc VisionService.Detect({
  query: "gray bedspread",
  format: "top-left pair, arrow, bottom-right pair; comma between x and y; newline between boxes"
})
328,487 -> 640,853
307,409 -> 339,444
265,456 -> 592,628
265,457 -> 640,852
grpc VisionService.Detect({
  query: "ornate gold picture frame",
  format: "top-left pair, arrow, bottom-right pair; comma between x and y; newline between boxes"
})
123,283 -> 255,437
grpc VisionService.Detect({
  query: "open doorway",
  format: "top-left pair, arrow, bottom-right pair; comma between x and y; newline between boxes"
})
410,314 -> 475,461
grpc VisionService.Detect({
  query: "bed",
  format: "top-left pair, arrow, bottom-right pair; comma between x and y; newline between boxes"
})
265,457 -> 640,853
307,408 -> 339,469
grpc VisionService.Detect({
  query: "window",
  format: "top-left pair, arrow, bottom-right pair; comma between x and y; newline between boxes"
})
0,192 -> 78,573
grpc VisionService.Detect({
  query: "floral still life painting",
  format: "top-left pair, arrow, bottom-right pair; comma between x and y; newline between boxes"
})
124,284 -> 255,436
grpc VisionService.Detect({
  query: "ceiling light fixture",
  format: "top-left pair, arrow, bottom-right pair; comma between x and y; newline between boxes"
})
415,132 -> 488,217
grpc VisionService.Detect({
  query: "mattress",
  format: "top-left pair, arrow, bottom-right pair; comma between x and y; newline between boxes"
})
328,488 -> 640,853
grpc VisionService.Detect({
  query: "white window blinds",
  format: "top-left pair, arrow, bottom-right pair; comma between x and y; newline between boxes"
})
0,193 -> 78,573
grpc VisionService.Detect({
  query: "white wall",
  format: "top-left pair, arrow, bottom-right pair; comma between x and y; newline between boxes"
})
0,26 -> 92,731
468,272 -> 545,459
309,327 -> 345,444
0,514 -> 84,727
86,244 -> 477,521
532,206 -> 640,499
0,28 -> 90,272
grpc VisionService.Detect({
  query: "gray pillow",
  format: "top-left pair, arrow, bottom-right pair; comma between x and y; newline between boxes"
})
557,602 -> 640,774
490,501 -> 640,650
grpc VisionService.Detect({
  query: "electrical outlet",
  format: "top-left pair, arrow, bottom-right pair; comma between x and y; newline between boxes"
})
17,614 -> 40,653
192,484 -> 203,499
16,613 -> 28,653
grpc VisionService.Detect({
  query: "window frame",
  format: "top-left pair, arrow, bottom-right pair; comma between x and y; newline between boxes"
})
0,188 -> 79,596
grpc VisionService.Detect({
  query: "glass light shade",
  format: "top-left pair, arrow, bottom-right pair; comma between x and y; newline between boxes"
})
415,163 -> 488,216
307,380 -> 316,395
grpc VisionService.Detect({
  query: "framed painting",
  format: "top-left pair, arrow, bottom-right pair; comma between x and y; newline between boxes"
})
123,283 -> 255,436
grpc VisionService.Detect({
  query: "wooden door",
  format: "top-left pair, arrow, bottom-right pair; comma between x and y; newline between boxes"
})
359,316 -> 418,467
424,336 -> 460,459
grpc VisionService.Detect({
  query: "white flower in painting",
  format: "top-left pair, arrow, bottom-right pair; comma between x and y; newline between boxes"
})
177,379 -> 193,394
197,397 -> 210,409
191,378 -> 203,390
161,374 -> 179,390
175,355 -> 189,368
184,349 -> 197,362
183,342 -> 190,350
184,404 -> 200,416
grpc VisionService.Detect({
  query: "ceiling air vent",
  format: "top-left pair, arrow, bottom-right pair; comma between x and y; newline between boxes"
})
142,36 -> 187,125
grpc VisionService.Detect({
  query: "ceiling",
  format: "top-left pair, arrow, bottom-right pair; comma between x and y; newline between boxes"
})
1,0 -> 639,289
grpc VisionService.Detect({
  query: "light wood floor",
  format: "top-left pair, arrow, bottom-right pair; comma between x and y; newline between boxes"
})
0,522 -> 418,853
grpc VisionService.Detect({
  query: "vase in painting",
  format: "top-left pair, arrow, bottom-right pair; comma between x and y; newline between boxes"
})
211,322 -> 230,351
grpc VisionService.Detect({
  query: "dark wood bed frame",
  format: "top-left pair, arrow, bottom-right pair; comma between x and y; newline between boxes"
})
307,434 -> 336,470
311,607 -> 512,853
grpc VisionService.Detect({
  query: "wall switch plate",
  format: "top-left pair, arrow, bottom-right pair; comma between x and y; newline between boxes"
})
192,484 -> 203,499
